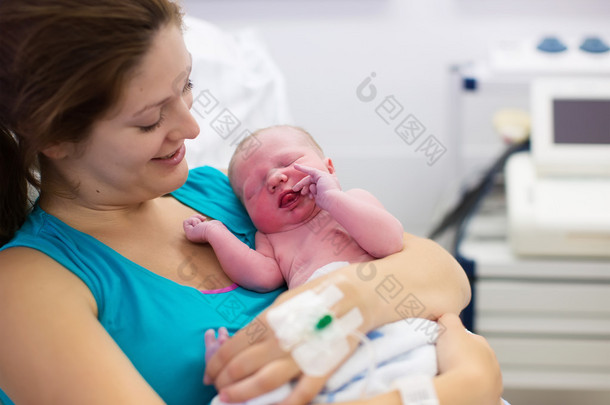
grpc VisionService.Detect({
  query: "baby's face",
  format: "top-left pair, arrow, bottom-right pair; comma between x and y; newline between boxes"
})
232,127 -> 332,233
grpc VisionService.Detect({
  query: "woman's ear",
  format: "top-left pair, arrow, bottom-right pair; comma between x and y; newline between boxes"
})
325,157 -> 335,174
41,142 -> 71,160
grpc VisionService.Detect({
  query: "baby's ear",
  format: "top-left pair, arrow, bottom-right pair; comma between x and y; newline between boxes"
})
325,157 -> 335,174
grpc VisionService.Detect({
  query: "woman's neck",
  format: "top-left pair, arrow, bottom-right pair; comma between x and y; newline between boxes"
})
39,189 -> 161,235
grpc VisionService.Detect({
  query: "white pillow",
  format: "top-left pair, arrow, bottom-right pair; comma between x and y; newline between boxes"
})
183,16 -> 293,169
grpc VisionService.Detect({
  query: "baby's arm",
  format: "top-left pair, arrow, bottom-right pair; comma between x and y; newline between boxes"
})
183,215 -> 285,292
293,164 -> 404,257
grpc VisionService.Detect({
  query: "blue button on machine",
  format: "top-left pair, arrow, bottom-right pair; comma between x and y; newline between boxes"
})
536,37 -> 567,53
580,37 -> 610,53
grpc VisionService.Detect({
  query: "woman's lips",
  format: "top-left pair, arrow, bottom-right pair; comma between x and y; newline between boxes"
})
152,144 -> 186,165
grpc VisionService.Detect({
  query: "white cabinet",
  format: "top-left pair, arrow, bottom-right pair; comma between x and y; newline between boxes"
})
460,192 -> 610,402
450,52 -> 610,402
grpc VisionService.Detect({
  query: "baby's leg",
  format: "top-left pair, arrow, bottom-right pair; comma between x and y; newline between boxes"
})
205,327 -> 229,362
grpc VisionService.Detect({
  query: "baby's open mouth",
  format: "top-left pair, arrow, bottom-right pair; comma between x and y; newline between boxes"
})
279,191 -> 300,208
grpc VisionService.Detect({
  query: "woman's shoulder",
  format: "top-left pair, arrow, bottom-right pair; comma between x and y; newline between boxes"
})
0,246 -> 95,290
0,246 -> 97,310
0,245 -> 56,272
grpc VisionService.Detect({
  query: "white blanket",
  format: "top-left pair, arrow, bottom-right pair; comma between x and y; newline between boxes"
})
210,318 -> 440,404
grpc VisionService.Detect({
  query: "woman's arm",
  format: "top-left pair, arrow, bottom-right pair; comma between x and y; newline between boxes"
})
0,248 -> 166,405
205,233 -> 473,404
351,233 -> 471,331
329,314 -> 504,405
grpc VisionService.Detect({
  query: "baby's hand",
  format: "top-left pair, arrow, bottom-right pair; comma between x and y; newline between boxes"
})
183,214 -> 226,243
293,164 -> 341,210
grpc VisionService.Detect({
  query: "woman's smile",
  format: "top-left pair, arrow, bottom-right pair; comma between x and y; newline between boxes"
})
151,143 -> 186,165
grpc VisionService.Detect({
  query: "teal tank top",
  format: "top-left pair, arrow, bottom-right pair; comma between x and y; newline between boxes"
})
0,166 -> 284,405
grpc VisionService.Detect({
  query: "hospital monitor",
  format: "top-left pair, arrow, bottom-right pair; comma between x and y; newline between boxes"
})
531,77 -> 610,176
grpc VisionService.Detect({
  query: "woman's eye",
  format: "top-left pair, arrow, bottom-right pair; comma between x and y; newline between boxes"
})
139,114 -> 165,133
183,79 -> 193,94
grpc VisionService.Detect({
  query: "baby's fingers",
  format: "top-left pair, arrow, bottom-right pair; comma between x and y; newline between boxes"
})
217,326 -> 229,345
293,176 -> 313,195
293,163 -> 321,177
204,329 -> 217,349
183,214 -> 208,230
204,329 -> 222,364
307,183 -> 317,197
190,214 -> 208,223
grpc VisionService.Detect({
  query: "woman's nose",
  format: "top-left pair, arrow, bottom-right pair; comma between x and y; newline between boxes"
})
178,105 -> 200,140
267,170 -> 288,192
168,96 -> 200,141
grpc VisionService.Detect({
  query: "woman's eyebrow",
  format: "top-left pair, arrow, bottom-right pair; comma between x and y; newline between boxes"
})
132,97 -> 171,118
132,54 -> 192,118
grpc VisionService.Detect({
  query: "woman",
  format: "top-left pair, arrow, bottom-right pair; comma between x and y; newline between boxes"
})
0,1 -> 503,404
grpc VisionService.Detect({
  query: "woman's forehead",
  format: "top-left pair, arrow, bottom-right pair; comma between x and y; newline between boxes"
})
116,25 -> 191,118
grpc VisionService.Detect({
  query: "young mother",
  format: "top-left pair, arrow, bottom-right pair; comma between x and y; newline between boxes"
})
0,1 -> 502,404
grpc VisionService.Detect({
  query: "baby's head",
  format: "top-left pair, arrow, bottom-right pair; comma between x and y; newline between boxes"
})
228,125 -> 325,200
228,125 -> 333,233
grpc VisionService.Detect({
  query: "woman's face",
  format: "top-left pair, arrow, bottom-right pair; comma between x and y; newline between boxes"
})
48,24 -> 199,207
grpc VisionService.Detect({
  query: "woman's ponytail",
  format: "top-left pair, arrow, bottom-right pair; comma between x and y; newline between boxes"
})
0,123 -> 37,246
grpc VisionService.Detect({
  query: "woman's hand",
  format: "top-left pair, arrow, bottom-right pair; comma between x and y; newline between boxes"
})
204,271 -> 371,405
434,313 -> 504,405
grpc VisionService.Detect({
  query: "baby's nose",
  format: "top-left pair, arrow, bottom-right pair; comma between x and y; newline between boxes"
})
267,170 -> 288,192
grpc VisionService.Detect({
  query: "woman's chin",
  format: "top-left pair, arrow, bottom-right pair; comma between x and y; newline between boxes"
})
154,161 -> 190,196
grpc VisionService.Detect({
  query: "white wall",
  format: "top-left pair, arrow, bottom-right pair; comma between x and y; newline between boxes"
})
181,0 -> 610,236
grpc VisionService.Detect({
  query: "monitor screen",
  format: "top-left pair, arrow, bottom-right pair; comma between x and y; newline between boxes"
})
531,78 -> 610,176
553,99 -> 610,145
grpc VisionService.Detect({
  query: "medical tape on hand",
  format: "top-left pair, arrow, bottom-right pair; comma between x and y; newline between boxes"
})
266,284 -> 363,376
391,374 -> 439,405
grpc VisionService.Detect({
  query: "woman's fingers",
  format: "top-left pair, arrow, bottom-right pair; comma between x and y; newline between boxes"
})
436,313 -> 498,372
435,313 -> 470,373
279,375 -> 327,405
435,313 -> 504,403
436,313 -> 464,336
215,340 -> 285,388
217,357 -> 300,403
205,327 -> 290,388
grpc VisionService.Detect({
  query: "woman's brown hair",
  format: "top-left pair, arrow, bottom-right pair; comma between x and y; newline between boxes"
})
0,0 -> 183,246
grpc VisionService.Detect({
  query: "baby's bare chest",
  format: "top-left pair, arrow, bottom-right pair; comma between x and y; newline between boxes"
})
270,215 -> 371,284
